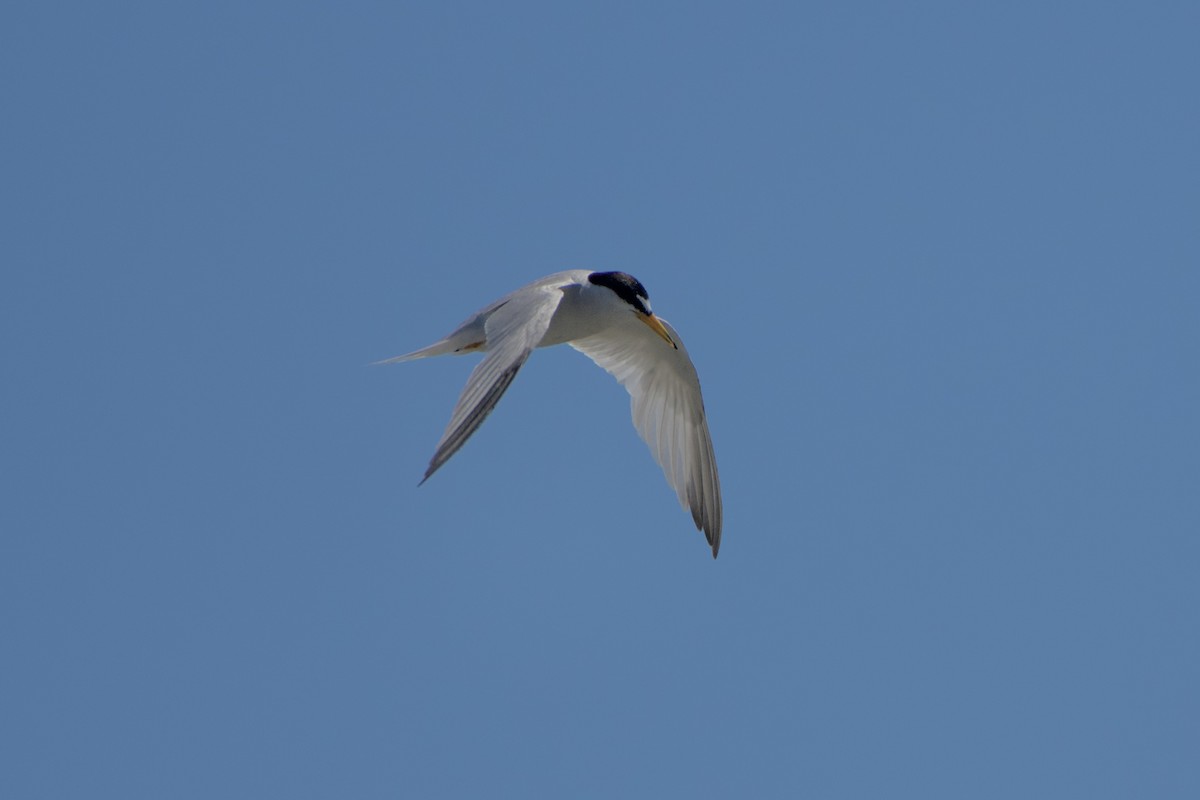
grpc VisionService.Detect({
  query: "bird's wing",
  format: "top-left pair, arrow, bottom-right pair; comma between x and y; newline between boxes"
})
570,317 -> 723,557
421,284 -> 565,483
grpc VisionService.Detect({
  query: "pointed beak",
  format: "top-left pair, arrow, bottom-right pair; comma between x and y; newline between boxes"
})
638,312 -> 678,349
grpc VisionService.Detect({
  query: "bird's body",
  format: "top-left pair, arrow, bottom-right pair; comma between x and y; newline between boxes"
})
381,270 -> 723,556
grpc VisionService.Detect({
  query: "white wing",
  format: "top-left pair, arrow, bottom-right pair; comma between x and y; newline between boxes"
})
570,317 -> 723,557
421,284 -> 565,483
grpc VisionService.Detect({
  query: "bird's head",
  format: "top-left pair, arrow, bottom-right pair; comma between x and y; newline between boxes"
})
587,271 -> 678,349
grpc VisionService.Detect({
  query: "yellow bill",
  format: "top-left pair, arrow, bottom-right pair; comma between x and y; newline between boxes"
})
639,312 -> 678,349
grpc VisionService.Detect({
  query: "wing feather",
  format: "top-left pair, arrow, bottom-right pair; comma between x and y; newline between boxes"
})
570,317 -> 723,556
421,286 -> 564,483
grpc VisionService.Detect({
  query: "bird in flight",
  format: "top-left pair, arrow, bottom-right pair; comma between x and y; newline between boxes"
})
379,270 -> 723,557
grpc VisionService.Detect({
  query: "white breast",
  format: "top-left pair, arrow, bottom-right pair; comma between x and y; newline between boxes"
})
537,282 -> 629,348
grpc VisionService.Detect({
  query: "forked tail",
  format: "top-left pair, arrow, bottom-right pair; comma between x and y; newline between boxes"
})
372,335 -> 486,365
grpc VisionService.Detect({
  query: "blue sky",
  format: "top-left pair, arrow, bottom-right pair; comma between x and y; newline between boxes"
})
3,1 -> 1198,797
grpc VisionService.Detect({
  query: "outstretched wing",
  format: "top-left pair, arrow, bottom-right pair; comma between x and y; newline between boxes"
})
570,317 -> 723,557
421,285 -> 565,483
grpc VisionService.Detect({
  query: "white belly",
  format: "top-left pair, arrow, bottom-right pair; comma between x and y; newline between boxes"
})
537,283 -> 622,348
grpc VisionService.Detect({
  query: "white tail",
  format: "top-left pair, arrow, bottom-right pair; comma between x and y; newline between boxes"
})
372,333 -> 489,366
372,341 -> 454,365
375,308 -> 492,366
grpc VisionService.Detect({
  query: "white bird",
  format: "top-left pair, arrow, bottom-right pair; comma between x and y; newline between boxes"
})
379,270 -> 723,557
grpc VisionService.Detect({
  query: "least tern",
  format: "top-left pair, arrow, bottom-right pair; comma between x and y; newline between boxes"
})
379,270 -> 723,557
